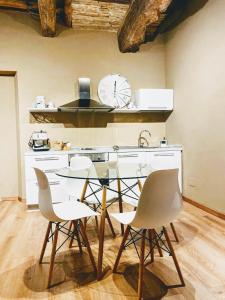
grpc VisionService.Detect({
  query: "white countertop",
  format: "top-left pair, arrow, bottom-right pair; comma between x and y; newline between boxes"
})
25,145 -> 182,156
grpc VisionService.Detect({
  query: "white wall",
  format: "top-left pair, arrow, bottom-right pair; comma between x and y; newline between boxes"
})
165,0 -> 225,213
0,11 -> 166,198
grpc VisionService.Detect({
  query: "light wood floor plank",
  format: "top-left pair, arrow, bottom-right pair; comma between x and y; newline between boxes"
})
0,201 -> 224,299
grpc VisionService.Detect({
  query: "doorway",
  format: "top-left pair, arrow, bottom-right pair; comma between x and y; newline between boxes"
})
0,72 -> 20,200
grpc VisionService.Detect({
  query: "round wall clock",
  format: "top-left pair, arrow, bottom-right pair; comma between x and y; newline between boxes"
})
98,74 -> 132,108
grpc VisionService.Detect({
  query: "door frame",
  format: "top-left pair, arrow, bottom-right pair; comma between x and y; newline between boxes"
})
0,71 -> 22,201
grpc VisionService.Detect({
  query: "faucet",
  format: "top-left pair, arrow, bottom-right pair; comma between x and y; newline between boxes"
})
138,130 -> 151,148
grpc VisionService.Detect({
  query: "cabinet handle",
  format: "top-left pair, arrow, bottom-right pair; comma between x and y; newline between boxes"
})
44,169 -> 58,174
36,181 -> 60,186
154,153 -> 175,157
118,154 -> 138,158
49,181 -> 61,186
35,157 -> 60,161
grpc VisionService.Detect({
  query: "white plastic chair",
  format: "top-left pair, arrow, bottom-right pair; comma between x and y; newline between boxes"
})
111,169 -> 185,299
34,168 -> 99,288
117,162 -> 180,243
66,156 -> 118,237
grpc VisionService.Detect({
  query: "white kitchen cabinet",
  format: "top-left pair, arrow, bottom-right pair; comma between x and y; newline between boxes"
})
116,152 -> 147,163
25,154 -> 68,181
147,151 -> 182,191
26,179 -> 68,205
25,147 -> 182,207
25,153 -> 69,206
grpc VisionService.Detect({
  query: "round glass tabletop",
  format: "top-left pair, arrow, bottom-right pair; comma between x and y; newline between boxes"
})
56,162 -> 153,181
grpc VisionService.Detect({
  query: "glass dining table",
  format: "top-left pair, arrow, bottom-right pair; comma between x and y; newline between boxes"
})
56,161 -> 153,280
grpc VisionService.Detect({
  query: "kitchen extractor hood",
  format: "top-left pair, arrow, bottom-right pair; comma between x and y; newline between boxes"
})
59,78 -> 114,113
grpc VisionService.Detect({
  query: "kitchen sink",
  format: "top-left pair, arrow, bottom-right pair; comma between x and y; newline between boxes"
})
117,146 -> 159,149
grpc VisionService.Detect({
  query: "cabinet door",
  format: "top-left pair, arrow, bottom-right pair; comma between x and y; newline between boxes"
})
117,152 -> 146,163
25,154 -> 68,180
26,179 -> 68,205
148,151 -> 182,191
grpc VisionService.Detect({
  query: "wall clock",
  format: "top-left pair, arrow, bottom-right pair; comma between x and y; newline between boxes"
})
98,74 -> 132,108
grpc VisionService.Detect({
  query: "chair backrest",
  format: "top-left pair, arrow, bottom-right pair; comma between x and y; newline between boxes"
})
131,169 -> 182,229
70,156 -> 92,170
34,168 -> 61,222
64,156 -> 93,198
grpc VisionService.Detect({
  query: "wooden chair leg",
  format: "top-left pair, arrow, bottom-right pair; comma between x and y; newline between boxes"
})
69,221 -> 76,248
83,217 -> 87,231
68,221 -> 73,234
138,229 -> 146,300
39,221 -> 52,264
69,221 -> 83,254
93,204 -> 99,235
79,220 -> 97,274
154,229 -> 163,257
117,179 -> 124,235
148,229 -> 154,263
113,225 -> 130,273
170,222 -> 179,243
163,227 -> 185,287
48,223 -> 59,288
106,210 -> 116,238
74,220 -> 83,254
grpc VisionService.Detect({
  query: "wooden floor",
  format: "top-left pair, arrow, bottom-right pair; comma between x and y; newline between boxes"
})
0,200 -> 225,299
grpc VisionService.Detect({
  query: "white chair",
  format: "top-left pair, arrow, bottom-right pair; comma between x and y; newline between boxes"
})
34,168 -> 99,288
111,169 -> 185,300
118,163 -> 180,243
66,156 -> 118,237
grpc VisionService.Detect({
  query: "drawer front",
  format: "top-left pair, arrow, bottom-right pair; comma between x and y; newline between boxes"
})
148,151 -> 182,191
25,154 -> 68,180
117,152 -> 146,163
26,179 -> 68,205
149,151 -> 180,169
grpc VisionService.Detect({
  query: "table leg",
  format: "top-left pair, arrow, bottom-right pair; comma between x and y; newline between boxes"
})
80,179 -> 88,202
80,180 -> 88,231
117,179 -> 124,235
97,185 -> 107,280
137,179 -> 143,192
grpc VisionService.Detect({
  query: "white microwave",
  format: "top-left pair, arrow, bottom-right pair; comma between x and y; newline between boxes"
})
135,89 -> 173,111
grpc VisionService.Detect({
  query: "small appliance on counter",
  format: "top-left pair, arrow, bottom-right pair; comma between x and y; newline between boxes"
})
160,137 -> 168,147
28,130 -> 50,151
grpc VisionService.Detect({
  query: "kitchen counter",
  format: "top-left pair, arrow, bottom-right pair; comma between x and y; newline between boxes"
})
25,145 -> 182,156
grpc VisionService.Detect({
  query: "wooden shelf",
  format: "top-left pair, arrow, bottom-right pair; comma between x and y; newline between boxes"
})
28,107 -> 58,113
29,109 -> 173,127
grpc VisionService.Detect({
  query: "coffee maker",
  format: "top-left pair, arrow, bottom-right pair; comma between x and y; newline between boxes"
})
29,131 -> 50,151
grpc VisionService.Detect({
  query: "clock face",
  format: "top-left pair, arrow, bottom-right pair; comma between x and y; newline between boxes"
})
98,74 -> 132,108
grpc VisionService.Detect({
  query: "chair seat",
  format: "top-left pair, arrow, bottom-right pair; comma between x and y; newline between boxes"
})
110,211 -> 136,225
53,200 -> 99,221
122,197 -> 138,207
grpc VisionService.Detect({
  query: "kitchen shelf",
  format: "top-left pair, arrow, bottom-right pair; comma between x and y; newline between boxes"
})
28,107 -> 173,114
28,107 -> 173,127
28,107 -> 58,113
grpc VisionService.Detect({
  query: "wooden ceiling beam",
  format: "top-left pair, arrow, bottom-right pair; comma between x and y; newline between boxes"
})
64,0 -> 72,27
118,0 -> 172,53
38,0 -> 56,37
0,0 -> 37,11
97,0 -> 130,4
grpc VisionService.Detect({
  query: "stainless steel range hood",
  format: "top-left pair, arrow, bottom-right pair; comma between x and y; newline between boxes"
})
59,78 -> 114,113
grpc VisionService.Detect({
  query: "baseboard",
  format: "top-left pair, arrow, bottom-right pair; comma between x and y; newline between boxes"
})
183,196 -> 225,221
1,196 -> 22,202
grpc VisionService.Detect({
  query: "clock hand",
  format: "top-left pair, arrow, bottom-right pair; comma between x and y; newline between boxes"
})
114,81 -> 116,98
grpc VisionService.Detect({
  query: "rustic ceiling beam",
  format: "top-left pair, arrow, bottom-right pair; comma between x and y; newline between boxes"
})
97,0 -> 130,4
38,0 -> 56,37
118,0 -> 172,53
64,0 -> 72,27
0,0 -> 37,11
